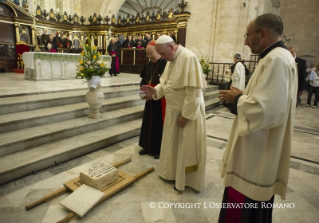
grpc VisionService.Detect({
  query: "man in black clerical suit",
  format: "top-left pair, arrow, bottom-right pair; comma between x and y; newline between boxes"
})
122,35 -> 135,48
289,46 -> 307,105
138,40 -> 167,159
44,34 -> 58,52
144,33 -> 152,47
135,35 -> 144,48
53,32 -> 62,48
63,36 -> 72,48
41,29 -> 49,45
115,36 -> 122,49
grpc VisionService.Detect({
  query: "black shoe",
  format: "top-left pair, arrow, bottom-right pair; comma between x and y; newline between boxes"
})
139,149 -> 147,155
154,154 -> 160,159
110,74 -> 113,77
114,74 -> 118,76
174,185 -> 183,192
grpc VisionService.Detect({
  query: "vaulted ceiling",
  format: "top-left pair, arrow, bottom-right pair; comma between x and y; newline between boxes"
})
117,0 -> 179,18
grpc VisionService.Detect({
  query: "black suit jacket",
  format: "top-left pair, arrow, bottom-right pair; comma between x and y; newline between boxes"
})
107,43 -> 120,56
44,40 -> 58,51
295,57 -> 307,91
122,40 -> 135,48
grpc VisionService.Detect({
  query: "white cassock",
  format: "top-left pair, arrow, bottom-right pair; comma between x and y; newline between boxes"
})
153,45 -> 207,191
231,62 -> 245,91
219,46 -> 298,201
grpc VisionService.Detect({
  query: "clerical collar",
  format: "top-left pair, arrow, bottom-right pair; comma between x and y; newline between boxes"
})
173,45 -> 182,61
155,58 -> 162,64
259,41 -> 287,59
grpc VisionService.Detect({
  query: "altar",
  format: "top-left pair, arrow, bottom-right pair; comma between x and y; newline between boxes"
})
23,52 -> 111,81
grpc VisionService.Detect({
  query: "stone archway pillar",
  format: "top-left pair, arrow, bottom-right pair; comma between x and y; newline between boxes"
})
173,12 -> 191,47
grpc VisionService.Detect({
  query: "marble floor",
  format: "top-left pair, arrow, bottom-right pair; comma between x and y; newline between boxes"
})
0,72 -> 318,222
0,72 -> 141,97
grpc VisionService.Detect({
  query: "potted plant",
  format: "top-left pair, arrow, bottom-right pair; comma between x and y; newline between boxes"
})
198,48 -> 212,81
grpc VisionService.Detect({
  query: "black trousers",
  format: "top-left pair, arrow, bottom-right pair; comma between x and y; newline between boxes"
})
307,85 -> 319,106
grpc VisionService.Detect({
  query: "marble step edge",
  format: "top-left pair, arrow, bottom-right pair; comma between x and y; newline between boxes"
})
0,105 -> 145,157
0,81 -> 141,98
0,95 -> 145,134
0,86 -> 218,116
0,87 -> 140,116
0,97 -> 221,155
0,82 -> 217,101
203,90 -> 219,99
0,85 -> 139,108
205,98 -> 222,110
0,119 -> 142,185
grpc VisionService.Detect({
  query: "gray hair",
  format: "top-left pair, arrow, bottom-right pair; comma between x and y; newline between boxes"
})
255,13 -> 283,36
234,53 -> 241,60
288,46 -> 298,52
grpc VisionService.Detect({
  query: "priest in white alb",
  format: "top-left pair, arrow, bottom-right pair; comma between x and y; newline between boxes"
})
218,13 -> 298,222
140,35 -> 207,192
231,53 -> 246,91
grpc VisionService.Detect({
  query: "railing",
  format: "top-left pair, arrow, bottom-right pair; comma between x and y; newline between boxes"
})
120,48 -> 148,65
209,59 -> 258,85
118,48 -> 149,73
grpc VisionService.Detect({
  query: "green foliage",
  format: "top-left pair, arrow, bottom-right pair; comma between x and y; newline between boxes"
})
197,47 -> 212,74
76,31 -> 110,81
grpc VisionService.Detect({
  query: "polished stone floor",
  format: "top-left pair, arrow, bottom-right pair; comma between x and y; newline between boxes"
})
0,72 -> 318,223
0,72 -> 141,97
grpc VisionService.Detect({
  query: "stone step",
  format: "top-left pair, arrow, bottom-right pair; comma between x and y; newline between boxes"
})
204,90 -> 219,100
0,95 -> 145,134
0,105 -> 144,157
0,119 -> 142,185
0,85 -> 140,115
205,98 -> 222,110
0,93 -> 221,157
0,85 -> 222,185
0,85 -> 218,116
0,80 -> 141,98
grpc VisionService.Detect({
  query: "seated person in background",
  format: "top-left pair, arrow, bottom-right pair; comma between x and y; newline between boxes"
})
45,34 -> 58,52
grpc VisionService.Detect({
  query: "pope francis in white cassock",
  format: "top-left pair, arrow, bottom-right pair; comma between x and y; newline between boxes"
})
141,35 -> 207,192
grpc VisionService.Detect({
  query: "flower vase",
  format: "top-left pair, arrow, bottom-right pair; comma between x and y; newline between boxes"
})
204,73 -> 208,81
86,76 -> 104,119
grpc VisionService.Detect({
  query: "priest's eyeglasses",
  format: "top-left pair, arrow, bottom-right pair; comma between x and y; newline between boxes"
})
146,51 -> 155,57
244,29 -> 262,39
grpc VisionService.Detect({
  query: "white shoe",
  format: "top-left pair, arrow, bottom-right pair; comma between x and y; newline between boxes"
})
312,106 -> 317,108
306,104 -> 310,107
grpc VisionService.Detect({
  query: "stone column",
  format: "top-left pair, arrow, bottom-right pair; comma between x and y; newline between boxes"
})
173,12 -> 191,47
15,24 -> 20,42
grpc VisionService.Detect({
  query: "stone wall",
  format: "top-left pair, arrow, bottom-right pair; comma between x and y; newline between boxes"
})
280,0 -> 319,65
24,0 -> 317,65
185,0 -> 281,63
